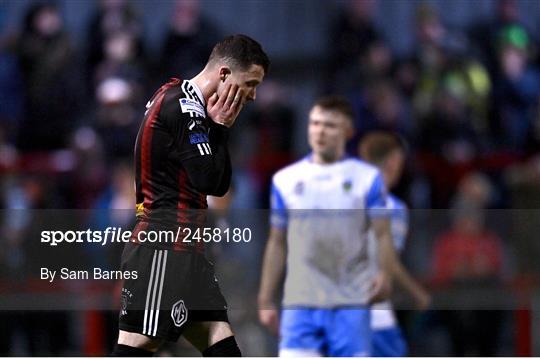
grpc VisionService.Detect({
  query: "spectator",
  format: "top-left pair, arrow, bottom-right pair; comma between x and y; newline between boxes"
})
92,77 -> 140,162
490,24 -> 540,150
15,2 -> 83,151
525,94 -> 540,153
431,208 -> 505,356
418,80 -> 483,163
412,4 -> 492,130
347,80 -> 412,156
243,80 -> 295,207
326,0 -> 381,92
415,77 -> 489,207
0,49 -> 24,144
411,2 -> 449,120
452,171 -> 495,209
86,0 -> 144,86
335,37 -> 396,94
66,126 -> 108,208
93,30 -> 148,93
160,0 -> 221,80
468,0 -> 535,78
431,173 -> 505,355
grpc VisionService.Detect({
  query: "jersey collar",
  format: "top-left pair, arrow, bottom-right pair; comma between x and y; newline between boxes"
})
307,153 -> 351,164
188,80 -> 206,106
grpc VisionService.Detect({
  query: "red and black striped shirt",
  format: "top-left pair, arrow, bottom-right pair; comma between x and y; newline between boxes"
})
133,78 -> 231,251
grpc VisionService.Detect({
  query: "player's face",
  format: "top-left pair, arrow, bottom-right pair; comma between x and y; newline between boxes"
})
220,64 -> 265,103
308,106 -> 350,162
385,149 -> 405,189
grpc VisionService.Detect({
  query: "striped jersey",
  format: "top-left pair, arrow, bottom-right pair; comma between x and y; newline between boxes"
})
133,78 -> 230,251
271,156 -> 388,307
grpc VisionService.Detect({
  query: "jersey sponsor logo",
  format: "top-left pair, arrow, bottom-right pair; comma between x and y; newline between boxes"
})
189,133 -> 209,144
179,98 -> 205,118
171,299 -> 188,327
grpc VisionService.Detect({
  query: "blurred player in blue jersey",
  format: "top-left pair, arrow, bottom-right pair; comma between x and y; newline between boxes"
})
360,132 -> 431,357
258,96 -> 405,357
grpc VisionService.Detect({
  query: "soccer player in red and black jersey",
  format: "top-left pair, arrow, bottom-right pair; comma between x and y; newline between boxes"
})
112,34 -> 269,357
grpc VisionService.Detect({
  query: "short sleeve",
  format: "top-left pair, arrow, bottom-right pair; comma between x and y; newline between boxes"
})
270,181 -> 288,228
366,173 -> 388,219
390,197 -> 409,252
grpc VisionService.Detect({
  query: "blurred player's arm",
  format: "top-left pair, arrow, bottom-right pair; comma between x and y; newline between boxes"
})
366,173 -> 393,303
369,217 -> 393,303
371,218 -> 431,309
390,253 -> 431,310
258,225 -> 287,335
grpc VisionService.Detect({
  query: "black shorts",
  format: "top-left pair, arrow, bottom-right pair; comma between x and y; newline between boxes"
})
118,243 -> 229,342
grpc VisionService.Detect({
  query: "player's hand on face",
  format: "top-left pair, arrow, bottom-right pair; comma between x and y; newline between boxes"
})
368,271 -> 392,304
258,307 -> 280,336
207,84 -> 245,128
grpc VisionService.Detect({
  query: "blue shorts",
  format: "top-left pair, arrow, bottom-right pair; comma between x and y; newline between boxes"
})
371,326 -> 407,357
279,308 -> 371,357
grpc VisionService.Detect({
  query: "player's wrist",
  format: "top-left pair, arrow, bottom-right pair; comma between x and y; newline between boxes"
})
257,295 -> 276,308
210,119 -> 230,130
209,121 -> 230,141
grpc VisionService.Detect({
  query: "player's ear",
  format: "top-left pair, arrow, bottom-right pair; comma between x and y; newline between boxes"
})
219,66 -> 231,82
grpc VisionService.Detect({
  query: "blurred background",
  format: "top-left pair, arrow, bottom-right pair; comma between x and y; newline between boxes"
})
0,0 -> 540,356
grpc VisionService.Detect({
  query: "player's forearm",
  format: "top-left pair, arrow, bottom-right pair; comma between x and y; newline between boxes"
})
258,234 -> 286,307
212,158 -> 231,196
387,252 -> 429,305
183,154 -> 231,195
208,122 -> 232,195
377,227 -> 429,305
372,218 -> 394,274
206,145 -> 231,197
376,229 -> 396,277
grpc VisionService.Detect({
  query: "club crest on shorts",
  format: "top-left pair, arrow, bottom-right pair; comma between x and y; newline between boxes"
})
120,288 -> 133,316
171,300 -> 188,327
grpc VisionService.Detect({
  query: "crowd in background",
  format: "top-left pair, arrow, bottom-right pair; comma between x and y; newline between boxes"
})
0,0 -> 539,356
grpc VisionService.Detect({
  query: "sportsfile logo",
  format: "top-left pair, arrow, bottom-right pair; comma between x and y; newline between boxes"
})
41,227 -> 132,246
41,226 -> 252,246
40,227 -> 188,246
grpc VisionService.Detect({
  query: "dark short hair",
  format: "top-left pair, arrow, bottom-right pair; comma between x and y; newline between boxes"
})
313,96 -> 354,121
208,34 -> 270,74
359,131 -> 406,164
